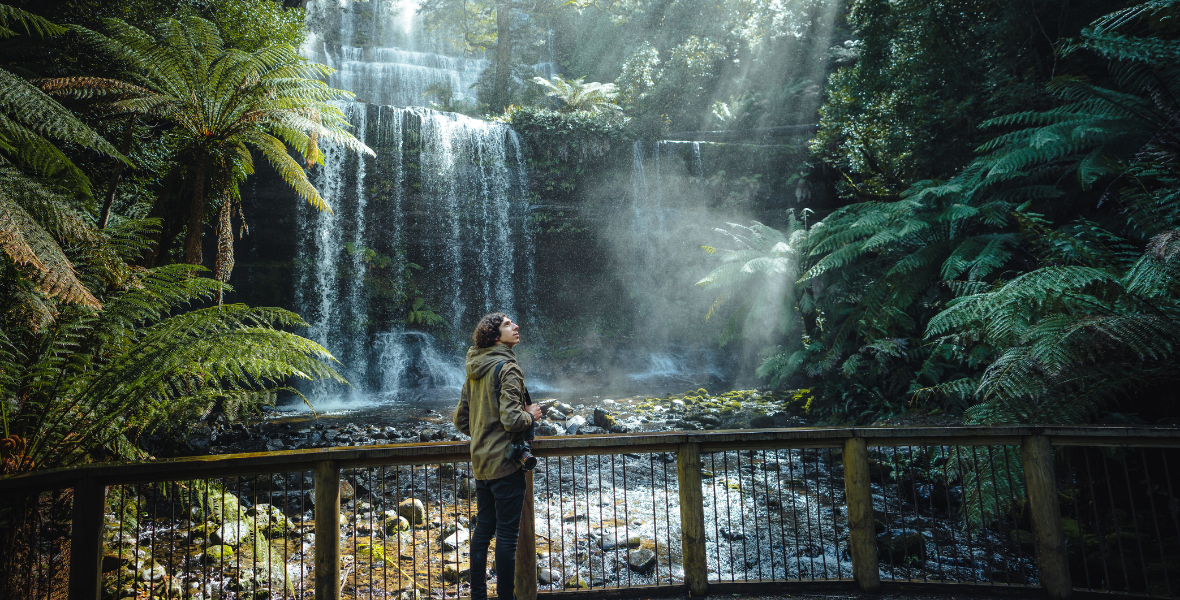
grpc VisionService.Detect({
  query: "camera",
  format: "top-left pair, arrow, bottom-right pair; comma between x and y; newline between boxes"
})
505,440 -> 537,470
505,389 -> 537,470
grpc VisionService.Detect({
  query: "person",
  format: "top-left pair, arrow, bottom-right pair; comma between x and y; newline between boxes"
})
454,313 -> 543,600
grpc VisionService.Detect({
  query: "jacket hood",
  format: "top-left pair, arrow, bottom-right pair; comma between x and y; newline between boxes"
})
465,344 -> 516,379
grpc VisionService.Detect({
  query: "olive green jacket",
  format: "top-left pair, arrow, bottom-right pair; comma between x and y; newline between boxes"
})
454,344 -> 534,480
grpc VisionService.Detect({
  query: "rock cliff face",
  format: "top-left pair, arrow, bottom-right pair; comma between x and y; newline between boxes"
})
232,104 -> 828,395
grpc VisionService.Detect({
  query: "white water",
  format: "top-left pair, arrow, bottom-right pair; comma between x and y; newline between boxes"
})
294,103 -> 533,400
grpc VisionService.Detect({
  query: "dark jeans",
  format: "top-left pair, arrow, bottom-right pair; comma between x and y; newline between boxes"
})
470,468 -> 526,600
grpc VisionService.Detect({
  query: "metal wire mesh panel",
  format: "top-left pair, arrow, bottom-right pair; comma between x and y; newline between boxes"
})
1058,446 -> 1180,598
704,447 -> 849,582
340,462 -> 477,600
0,488 -> 72,600
533,453 -> 682,591
867,445 -> 1037,586
100,471 -> 316,600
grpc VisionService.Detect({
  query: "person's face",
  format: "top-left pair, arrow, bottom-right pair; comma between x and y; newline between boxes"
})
498,316 -> 521,347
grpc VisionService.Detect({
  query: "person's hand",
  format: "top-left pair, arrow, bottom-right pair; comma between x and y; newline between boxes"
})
527,404 -> 543,421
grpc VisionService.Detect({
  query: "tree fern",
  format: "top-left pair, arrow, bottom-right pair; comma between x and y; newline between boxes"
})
1,263 -> 344,469
55,16 -> 373,285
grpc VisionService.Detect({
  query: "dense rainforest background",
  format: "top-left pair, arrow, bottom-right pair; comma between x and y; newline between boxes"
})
0,0 -> 1178,473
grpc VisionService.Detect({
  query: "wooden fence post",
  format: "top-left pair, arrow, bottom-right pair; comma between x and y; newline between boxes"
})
1020,435 -> 1072,599
314,461 -> 341,600
68,477 -> 106,600
677,443 -> 708,597
516,469 -> 538,600
843,437 -> 880,593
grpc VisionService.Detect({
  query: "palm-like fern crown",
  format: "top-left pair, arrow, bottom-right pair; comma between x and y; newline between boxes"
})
532,75 -> 623,115
60,16 -> 373,213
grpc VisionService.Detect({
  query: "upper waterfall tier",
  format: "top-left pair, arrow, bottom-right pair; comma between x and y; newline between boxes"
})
305,43 -> 486,107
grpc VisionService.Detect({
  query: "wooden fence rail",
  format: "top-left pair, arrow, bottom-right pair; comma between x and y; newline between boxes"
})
2,426 -> 1179,600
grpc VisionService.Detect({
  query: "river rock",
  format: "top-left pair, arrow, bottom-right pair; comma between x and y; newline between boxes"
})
438,463 -> 458,477
877,528 -> 927,560
538,567 -> 560,584
626,549 -> 656,573
565,416 -> 586,435
564,574 -> 589,589
547,409 -> 567,421
248,504 -> 295,538
749,414 -> 775,428
442,561 -> 470,582
535,421 -> 563,436
213,522 -> 249,546
697,414 -> 722,427
439,527 -> 469,551
720,527 -> 745,541
592,408 -> 617,429
203,545 -> 234,565
420,429 -> 442,442
398,498 -> 426,525
136,560 -> 167,582
578,426 -> 606,435
339,480 -> 355,501
597,529 -> 642,550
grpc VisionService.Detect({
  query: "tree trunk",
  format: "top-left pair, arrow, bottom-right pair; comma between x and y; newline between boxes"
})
183,154 -> 207,266
99,115 -> 136,230
493,1 -> 513,112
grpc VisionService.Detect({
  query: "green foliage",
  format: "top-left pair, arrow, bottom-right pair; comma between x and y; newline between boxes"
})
1,263 -> 344,469
709,0 -> 1180,424
0,3 -> 128,199
812,0 -> 1123,198
530,74 -> 622,116
190,0 -> 307,52
58,15 -> 371,281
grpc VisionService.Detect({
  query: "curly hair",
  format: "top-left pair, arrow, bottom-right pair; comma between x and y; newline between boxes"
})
472,312 -> 509,348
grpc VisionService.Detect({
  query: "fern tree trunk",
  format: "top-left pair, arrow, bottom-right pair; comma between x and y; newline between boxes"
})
184,152 -> 208,266
99,115 -> 136,230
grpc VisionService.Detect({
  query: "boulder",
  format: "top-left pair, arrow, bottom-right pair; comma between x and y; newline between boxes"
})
597,529 -> 643,550
136,560 -> 166,582
398,498 -> 426,525
564,574 -> 589,589
203,545 -> 235,565
213,522 -> 249,546
535,421 -> 563,437
626,549 -> 656,573
592,408 -> 617,430
564,416 -> 586,435
439,528 -> 470,551
697,414 -> 722,427
442,561 -> 470,582
538,567 -> 560,585
578,426 -> 606,435
877,529 -> 927,561
749,414 -> 775,428
771,412 -> 794,427
547,409 -> 567,421
339,480 -> 356,501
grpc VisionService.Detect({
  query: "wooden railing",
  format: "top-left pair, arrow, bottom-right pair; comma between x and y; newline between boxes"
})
2,426 -> 1179,600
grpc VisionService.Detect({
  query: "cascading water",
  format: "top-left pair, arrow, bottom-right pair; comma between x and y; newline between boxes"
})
292,1 -> 535,402
296,103 -> 533,400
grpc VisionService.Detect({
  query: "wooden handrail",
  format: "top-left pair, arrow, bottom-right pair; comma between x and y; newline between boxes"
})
1,426 -> 1177,493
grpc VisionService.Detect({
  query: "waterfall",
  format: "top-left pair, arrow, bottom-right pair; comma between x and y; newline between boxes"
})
294,104 -> 532,398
